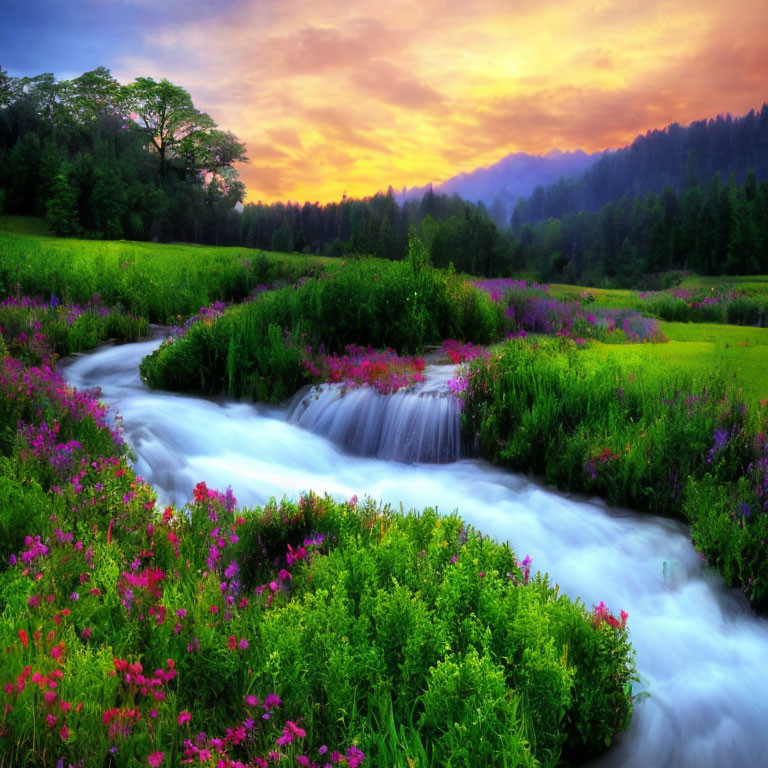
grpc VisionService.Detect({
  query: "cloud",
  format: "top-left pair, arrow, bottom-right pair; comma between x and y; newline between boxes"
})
6,0 -> 767,202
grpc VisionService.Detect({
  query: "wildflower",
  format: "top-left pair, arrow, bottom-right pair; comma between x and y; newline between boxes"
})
18,629 -> 28,648
740,502 -> 752,518
238,638 -> 249,650
147,752 -> 165,767
178,711 -> 191,726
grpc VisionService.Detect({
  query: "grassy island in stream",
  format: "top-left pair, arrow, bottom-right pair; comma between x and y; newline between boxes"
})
139,249 -> 505,403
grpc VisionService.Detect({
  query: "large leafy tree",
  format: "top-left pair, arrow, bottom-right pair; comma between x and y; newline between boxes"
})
121,77 -> 246,182
63,67 -> 121,122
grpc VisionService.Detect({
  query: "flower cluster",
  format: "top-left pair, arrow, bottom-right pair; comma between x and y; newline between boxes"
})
441,339 -> 488,364
470,279 -> 548,303
593,601 -> 628,630
0,293 -> 145,364
585,447 -> 621,480
303,344 -> 426,394
168,302 -> 227,340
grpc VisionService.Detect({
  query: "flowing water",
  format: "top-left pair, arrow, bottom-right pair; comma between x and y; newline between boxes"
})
63,337 -> 768,768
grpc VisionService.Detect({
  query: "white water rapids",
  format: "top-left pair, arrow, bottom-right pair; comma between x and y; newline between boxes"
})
63,337 -> 768,768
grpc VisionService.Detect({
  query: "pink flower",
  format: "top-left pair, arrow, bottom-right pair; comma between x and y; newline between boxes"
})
147,752 -> 165,767
178,710 -> 191,726
245,694 -> 259,707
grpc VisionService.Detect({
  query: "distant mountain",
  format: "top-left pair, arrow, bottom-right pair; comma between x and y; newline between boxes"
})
399,149 -> 601,226
513,104 -> 768,227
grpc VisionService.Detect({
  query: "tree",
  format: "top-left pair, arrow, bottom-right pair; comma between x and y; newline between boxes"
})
45,167 -> 78,235
121,77 -> 216,177
64,67 -> 121,122
0,65 -> 13,108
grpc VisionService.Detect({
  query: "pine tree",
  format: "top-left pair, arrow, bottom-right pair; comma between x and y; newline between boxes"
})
45,169 -> 78,235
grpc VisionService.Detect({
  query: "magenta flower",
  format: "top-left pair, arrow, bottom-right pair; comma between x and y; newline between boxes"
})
147,752 -> 164,767
178,711 -> 191,726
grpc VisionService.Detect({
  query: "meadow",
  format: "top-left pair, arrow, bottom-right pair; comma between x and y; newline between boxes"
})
0,218 -> 333,323
3,219 -> 768,765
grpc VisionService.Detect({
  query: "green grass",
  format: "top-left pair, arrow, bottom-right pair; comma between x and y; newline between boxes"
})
547,284 -> 637,310
0,217 -> 336,323
581,322 -> 768,404
681,273 -> 768,299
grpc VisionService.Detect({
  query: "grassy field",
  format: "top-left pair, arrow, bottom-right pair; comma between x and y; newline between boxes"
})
548,283 -> 636,309
681,273 -> 768,299
0,216 -> 336,322
582,322 -> 768,404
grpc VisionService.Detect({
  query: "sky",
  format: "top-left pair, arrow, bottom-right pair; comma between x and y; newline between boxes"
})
2,0 -> 767,203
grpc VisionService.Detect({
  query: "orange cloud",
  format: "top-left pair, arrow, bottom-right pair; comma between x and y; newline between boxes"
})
114,0 -> 768,202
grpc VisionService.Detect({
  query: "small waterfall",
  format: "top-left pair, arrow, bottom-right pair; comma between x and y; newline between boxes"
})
287,364 -> 461,463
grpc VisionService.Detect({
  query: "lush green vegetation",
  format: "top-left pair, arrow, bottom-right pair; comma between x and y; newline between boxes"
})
0,294 -> 149,365
0,67 -> 248,244
514,107 -> 768,225
460,338 -> 768,609
0,223 -> 331,323
0,304 -> 635,767
587,322 -> 768,404
140,247 -> 505,402
4,64 -> 766,288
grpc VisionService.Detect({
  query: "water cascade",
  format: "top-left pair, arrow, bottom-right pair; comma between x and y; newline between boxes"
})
287,364 -> 461,462
63,338 -> 768,768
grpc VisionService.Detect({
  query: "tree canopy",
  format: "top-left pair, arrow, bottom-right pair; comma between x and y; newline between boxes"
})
0,66 -> 247,242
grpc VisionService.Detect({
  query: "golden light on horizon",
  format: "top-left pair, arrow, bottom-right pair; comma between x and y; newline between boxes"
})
113,0 -> 768,203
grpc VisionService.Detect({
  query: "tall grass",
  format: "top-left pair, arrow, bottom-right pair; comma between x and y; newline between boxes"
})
0,230 -> 331,323
141,256 -> 506,402
462,337 -> 768,609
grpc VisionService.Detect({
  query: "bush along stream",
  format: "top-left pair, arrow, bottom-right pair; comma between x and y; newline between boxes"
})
0,299 -> 636,766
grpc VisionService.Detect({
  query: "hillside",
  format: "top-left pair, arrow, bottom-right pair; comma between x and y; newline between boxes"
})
514,104 -> 768,226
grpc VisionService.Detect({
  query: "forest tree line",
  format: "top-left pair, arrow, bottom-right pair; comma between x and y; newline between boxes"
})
512,105 -> 768,227
1,65 -> 767,286
0,65 -> 247,243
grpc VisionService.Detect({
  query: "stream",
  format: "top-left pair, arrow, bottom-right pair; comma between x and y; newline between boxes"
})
63,337 -> 768,768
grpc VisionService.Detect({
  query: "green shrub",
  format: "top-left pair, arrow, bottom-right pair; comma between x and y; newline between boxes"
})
141,255 -> 505,402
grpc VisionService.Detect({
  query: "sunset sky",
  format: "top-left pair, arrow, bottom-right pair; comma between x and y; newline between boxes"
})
3,0 -> 767,203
